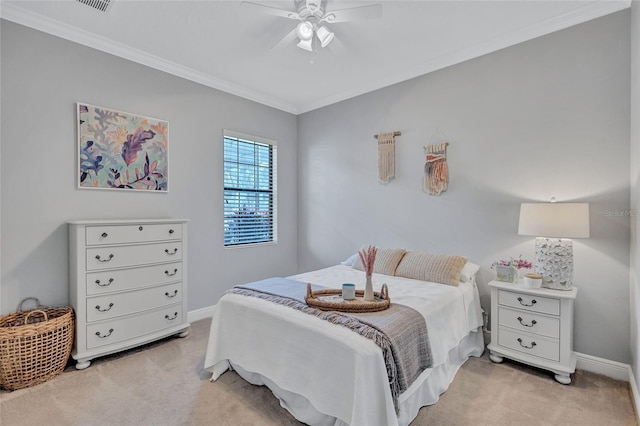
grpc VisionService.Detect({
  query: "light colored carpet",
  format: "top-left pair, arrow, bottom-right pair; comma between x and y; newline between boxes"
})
1,318 -> 636,426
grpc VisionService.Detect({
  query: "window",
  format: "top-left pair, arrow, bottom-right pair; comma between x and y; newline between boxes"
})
223,131 -> 277,246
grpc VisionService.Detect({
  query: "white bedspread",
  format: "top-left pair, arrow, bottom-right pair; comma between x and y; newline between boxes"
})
204,265 -> 484,426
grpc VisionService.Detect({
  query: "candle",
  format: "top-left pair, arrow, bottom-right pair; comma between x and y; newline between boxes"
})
342,283 -> 356,300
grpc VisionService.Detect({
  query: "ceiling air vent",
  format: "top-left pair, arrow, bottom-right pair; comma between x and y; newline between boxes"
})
76,0 -> 113,13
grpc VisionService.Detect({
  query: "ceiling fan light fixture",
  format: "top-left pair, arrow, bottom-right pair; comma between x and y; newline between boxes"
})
297,38 -> 314,51
316,25 -> 334,47
296,21 -> 314,41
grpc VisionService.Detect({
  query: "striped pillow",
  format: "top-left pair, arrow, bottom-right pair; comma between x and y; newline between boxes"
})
352,248 -> 407,276
395,251 -> 467,286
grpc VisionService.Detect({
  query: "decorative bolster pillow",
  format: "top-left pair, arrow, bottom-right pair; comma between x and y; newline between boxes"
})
394,251 -> 467,286
352,248 -> 407,276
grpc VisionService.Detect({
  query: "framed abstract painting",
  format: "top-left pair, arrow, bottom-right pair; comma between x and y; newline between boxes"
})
77,103 -> 169,192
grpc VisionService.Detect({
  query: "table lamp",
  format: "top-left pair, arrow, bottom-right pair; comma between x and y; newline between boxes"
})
518,200 -> 590,290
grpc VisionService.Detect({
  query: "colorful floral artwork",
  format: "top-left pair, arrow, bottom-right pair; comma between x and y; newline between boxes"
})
77,103 -> 168,191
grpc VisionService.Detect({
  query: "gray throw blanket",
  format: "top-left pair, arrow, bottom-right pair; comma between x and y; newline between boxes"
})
228,277 -> 433,413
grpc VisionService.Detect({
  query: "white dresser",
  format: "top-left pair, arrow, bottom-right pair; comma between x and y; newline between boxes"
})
69,219 -> 190,369
487,280 -> 578,384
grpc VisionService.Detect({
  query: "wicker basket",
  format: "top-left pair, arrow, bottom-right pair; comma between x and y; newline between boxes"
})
0,298 -> 74,391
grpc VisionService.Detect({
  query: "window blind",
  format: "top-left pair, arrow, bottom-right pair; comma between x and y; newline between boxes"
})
223,132 -> 277,246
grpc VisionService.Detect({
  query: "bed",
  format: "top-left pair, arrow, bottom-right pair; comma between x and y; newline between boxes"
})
204,250 -> 484,426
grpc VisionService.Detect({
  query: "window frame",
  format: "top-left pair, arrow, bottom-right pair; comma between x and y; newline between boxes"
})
223,129 -> 278,248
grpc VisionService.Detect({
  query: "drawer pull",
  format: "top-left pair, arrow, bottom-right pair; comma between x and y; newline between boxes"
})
95,303 -> 114,312
95,278 -> 114,287
165,248 -> 178,255
165,268 -> 178,277
517,297 -> 537,307
139,226 -> 144,231
95,254 -> 114,263
517,337 -> 537,349
165,290 -> 179,298
165,312 -> 178,321
169,229 -> 175,234
517,317 -> 537,327
96,328 -> 114,338
101,232 -> 108,238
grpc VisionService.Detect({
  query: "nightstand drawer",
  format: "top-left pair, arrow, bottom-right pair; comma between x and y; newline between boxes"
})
498,327 -> 560,362
498,289 -> 560,316
498,306 -> 560,339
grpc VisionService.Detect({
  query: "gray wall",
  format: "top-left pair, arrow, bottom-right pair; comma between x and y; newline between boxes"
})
0,20 -> 298,314
0,12 -> 633,365
298,11 -> 631,363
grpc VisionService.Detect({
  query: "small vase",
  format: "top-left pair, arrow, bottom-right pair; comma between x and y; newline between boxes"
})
364,274 -> 374,301
496,265 -> 518,283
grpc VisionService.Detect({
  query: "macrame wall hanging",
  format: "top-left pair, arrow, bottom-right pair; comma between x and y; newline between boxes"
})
424,129 -> 450,195
375,131 -> 401,183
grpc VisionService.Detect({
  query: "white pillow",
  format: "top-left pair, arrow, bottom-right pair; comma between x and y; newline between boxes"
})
460,261 -> 480,283
341,253 -> 358,266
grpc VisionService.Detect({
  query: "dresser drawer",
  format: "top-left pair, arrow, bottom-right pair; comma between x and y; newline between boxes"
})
86,305 -> 184,349
498,306 -> 560,339
498,289 -> 560,316
86,262 -> 182,295
86,242 -> 182,271
86,223 -> 182,246
498,327 -> 560,362
86,282 -> 183,322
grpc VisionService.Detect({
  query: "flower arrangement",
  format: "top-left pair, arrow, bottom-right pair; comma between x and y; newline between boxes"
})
358,245 -> 378,277
491,255 -> 532,270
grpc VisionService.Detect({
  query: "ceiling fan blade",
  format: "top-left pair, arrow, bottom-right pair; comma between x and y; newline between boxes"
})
327,34 -> 346,54
271,27 -> 299,50
241,1 -> 301,20
321,3 -> 382,24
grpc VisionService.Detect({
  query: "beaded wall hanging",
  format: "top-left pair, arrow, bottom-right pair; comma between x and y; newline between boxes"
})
424,142 -> 449,195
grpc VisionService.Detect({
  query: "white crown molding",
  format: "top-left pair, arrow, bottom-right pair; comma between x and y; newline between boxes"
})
0,2 -> 299,115
297,0 -> 632,114
0,1 -> 631,115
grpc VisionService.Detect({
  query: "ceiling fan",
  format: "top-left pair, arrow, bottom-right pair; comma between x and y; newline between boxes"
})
241,0 -> 382,52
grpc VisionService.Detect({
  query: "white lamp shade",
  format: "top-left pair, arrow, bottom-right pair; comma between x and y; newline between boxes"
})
316,26 -> 334,47
518,203 -> 590,238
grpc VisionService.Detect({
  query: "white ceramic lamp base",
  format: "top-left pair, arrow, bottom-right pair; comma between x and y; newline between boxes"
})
533,237 -> 574,290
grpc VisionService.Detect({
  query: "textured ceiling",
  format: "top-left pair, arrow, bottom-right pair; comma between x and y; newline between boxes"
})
1,0 -> 631,114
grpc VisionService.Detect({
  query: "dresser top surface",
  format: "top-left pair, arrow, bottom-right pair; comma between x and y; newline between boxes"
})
68,218 -> 188,225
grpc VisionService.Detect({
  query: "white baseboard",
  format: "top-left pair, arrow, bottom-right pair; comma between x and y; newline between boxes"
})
575,353 -> 639,423
575,351 -> 630,381
188,305 -> 215,323
629,366 -> 640,425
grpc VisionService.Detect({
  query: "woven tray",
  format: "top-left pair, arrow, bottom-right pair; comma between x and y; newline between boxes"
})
305,283 -> 390,313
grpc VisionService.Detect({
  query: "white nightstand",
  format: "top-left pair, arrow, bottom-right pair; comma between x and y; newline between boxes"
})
487,280 -> 578,384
